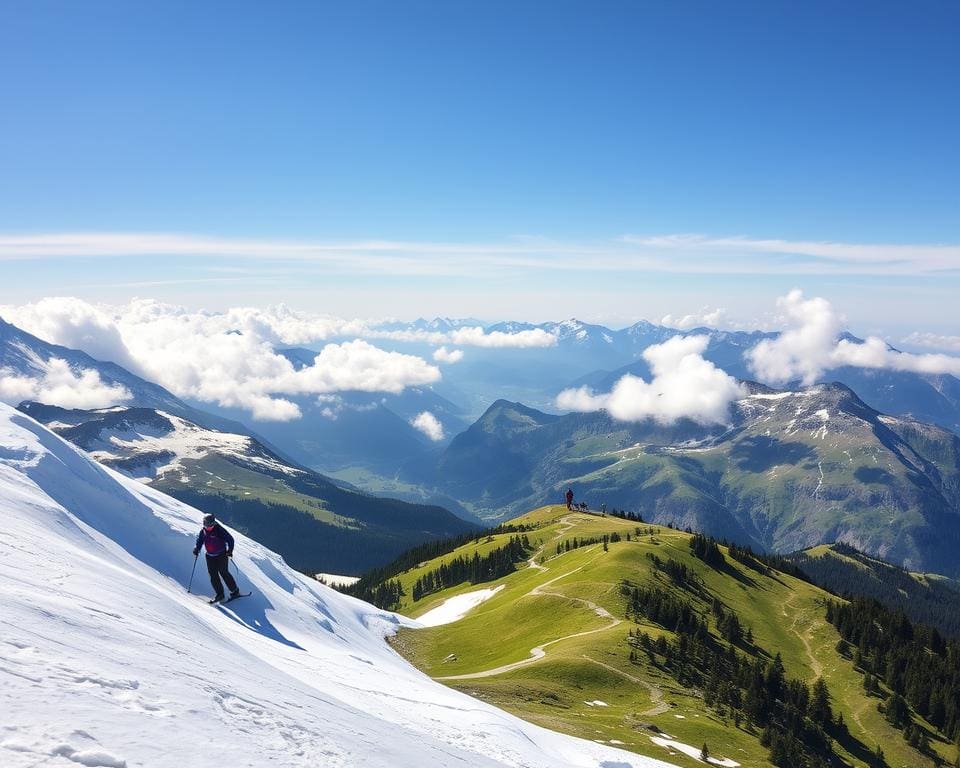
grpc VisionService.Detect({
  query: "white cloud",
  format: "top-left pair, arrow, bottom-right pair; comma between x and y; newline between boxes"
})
410,411 -> 445,441
2,296 -> 144,373
746,290 -> 960,384
555,386 -> 608,413
660,307 -> 729,330
366,326 -> 557,349
2,231 -> 958,276
448,327 -> 557,348
0,358 -> 132,409
0,371 -> 37,404
277,341 -> 439,395
2,298 -> 440,422
433,347 -> 464,364
556,335 -> 746,425
901,332 -> 960,353
622,234 -> 960,274
745,291 -> 842,385
832,337 -> 960,377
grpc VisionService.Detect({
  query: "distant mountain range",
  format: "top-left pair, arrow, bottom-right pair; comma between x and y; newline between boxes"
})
408,383 -> 960,575
349,318 -> 960,436
20,402 -> 475,574
6,313 -> 960,575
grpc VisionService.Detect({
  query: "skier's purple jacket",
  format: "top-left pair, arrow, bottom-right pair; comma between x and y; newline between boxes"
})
195,523 -> 234,557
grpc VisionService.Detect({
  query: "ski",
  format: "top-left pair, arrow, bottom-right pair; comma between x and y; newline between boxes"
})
199,592 -> 251,605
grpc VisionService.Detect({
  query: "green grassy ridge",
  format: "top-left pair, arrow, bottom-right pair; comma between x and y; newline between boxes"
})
388,505 -> 955,768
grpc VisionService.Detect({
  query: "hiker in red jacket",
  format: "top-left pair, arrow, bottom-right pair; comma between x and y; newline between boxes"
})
565,488 -> 574,510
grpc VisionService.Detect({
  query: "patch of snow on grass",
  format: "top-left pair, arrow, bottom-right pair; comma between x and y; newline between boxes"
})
650,737 -> 739,767
316,573 -> 360,588
413,585 -> 505,627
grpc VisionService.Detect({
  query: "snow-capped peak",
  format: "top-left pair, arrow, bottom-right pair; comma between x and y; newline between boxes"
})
19,403 -> 299,483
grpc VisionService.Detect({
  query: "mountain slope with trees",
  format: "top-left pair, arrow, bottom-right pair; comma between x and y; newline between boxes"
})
379,506 -> 960,768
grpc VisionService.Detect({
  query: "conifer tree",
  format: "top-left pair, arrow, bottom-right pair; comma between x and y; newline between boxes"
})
810,678 -> 832,726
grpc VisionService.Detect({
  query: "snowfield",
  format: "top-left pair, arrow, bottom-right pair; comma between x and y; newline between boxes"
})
414,585 -> 505,627
0,403 -> 676,768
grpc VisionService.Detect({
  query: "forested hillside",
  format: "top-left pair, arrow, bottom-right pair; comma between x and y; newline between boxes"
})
370,506 -> 960,767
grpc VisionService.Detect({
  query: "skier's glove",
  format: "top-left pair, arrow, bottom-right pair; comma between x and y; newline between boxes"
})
192,548 -> 199,557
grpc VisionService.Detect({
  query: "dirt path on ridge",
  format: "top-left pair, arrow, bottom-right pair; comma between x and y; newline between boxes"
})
782,592 -> 823,680
580,654 -> 670,717
526,514 -> 578,572
437,514 -> 621,681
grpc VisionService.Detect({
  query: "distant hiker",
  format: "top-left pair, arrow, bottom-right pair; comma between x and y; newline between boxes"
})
193,513 -> 240,603
565,488 -> 574,510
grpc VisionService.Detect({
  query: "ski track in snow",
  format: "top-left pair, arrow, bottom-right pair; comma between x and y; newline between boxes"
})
0,404 -> 677,768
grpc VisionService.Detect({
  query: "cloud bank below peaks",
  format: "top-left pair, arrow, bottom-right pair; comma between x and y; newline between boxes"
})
2,299 -> 440,422
747,290 -> 960,385
0,358 -> 132,409
366,326 -> 557,349
660,307 -> 729,331
556,335 -> 746,425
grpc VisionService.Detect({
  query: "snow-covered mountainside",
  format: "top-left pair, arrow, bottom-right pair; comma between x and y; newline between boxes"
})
15,402 -> 475,576
0,403 -> 675,768
19,402 -> 300,482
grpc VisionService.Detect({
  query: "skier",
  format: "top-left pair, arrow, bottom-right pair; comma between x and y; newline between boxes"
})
193,513 -> 240,603
565,488 -> 574,510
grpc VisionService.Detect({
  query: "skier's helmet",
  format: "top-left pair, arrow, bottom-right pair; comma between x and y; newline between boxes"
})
202,513 -> 216,527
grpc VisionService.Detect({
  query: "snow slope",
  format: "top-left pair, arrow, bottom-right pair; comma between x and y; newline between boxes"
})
415,585 -> 506,627
0,403 -> 677,768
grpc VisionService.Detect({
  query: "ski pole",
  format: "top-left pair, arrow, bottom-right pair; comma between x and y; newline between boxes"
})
187,553 -> 199,593
230,556 -> 241,591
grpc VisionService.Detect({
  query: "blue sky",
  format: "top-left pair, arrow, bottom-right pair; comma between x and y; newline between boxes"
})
0,1 -> 958,332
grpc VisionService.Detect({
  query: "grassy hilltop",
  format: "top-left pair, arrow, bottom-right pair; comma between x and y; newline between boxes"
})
387,505 -> 959,768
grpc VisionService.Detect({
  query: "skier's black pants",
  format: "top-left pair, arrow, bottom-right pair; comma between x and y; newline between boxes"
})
206,553 -> 238,598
